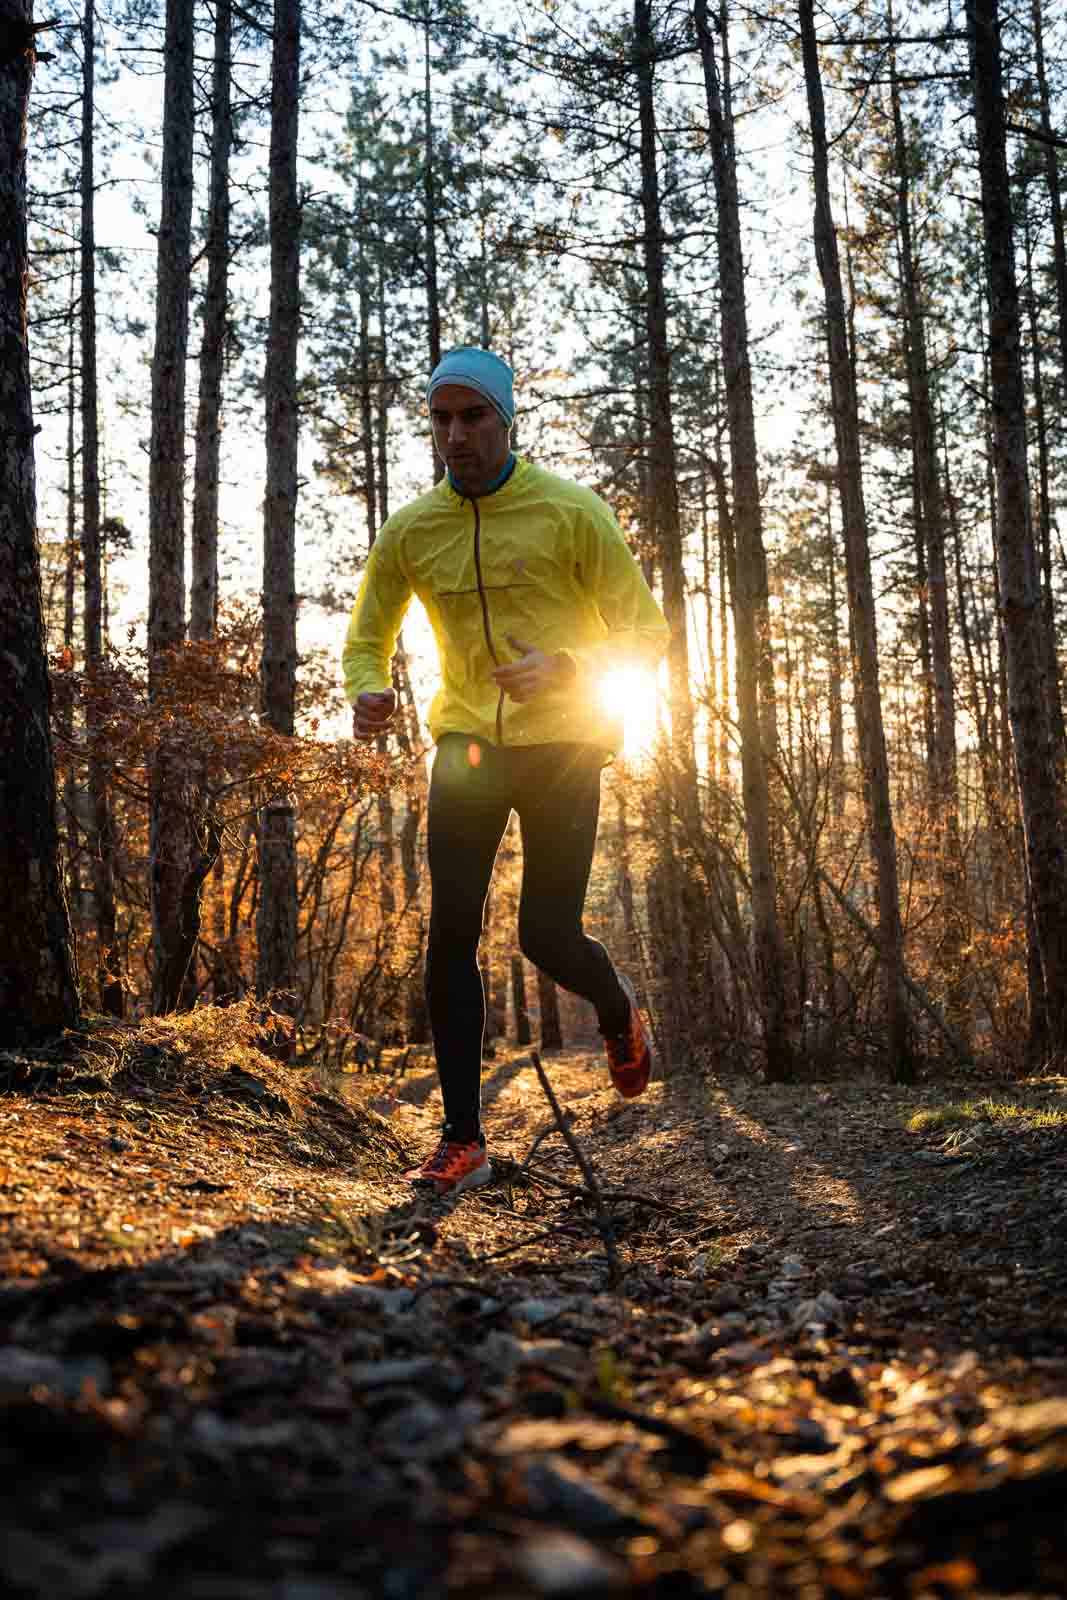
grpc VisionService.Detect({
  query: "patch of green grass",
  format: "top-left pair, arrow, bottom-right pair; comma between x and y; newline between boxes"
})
905,1096 -> 1067,1135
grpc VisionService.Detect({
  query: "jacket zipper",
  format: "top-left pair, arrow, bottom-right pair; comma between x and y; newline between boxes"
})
471,496 -> 505,744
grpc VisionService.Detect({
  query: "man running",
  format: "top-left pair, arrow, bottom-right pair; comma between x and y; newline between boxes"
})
342,348 -> 669,1195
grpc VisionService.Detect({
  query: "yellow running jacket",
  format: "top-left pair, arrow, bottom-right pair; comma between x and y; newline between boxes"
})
342,456 -> 669,752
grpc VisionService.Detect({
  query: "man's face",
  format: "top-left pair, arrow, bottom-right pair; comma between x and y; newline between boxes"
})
429,384 -> 511,494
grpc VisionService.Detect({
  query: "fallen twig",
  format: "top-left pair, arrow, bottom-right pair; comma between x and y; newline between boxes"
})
493,1155 -> 703,1220
517,1120 -> 565,1173
529,1050 -> 622,1287
478,1222 -> 591,1263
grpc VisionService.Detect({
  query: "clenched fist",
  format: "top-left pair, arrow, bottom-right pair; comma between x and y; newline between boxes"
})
353,689 -> 397,740
491,634 -> 577,704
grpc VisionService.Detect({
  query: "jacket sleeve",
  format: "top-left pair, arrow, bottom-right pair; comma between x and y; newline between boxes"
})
563,492 -> 669,681
341,524 -> 413,703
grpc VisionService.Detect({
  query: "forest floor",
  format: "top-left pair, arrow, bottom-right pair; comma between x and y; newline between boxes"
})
1,1007 -> 1066,1599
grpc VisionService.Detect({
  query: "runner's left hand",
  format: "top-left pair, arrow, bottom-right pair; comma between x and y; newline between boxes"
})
492,635 -> 575,703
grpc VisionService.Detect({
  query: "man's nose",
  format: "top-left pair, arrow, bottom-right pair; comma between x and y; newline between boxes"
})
448,418 -> 468,444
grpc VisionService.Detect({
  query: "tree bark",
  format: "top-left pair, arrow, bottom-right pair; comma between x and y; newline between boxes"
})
1021,192 -> 1066,785
422,10 -> 443,483
799,0 -> 912,1080
256,0 -> 301,1014
633,0 -> 693,765
1030,0 -> 1067,415
80,0 -> 122,1017
60,255 -> 80,912
511,953 -> 531,1046
634,0 -> 696,1058
537,967 -> 563,1052
695,0 -> 793,1079
190,0 -> 232,643
0,1 -> 81,1042
968,0 -> 1067,1054
888,38 -> 968,1023
824,484 -> 845,817
147,0 -> 196,1014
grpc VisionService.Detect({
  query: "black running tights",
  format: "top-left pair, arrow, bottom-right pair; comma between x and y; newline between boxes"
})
424,735 -> 630,1140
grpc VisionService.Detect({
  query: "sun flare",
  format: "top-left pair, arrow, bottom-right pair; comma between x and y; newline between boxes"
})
597,667 -> 660,758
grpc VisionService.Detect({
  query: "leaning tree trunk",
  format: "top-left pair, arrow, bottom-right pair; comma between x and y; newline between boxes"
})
695,0 -> 793,1080
256,0 -> 301,1017
81,0 -> 123,1017
968,0 -> 1067,1056
0,1 -> 81,1043
147,0 -> 196,1014
799,0 -> 912,1081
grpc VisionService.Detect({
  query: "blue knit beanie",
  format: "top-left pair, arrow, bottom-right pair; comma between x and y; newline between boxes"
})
426,347 -> 515,426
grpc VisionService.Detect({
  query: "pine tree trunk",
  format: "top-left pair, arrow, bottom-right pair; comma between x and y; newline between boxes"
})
396,650 -> 428,1043
80,0 -> 122,1017
1031,0 -> 1067,412
968,0 -> 1067,1055
614,779 -> 638,964
377,784 -> 396,917
824,486 -> 845,817
190,0 -> 231,643
537,968 -> 563,1052
1022,198 -> 1066,783
256,0 -> 301,1017
633,0 -> 693,765
799,0 -> 912,1080
511,954 -> 530,1045
61,262 -> 80,912
695,0 -> 793,1080
0,2 -> 81,1042
634,0 -> 696,1058
148,0 -> 196,1015
480,888 -> 496,1045
422,12 -> 443,483
356,173 -> 378,542
889,41 -> 968,1024
376,261 -> 391,520
183,0 -> 231,1009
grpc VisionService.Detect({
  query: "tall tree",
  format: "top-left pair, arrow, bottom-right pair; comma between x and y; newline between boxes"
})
190,0 -> 233,643
695,0 -> 793,1079
0,0 -> 81,1042
799,0 -> 912,1080
256,0 -> 302,1009
633,0 -> 697,1055
886,37 -> 967,1021
968,0 -> 1067,1056
81,0 -> 123,1016
147,0 -> 196,1013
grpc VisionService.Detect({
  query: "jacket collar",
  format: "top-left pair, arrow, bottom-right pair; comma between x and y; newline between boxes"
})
445,453 -> 519,503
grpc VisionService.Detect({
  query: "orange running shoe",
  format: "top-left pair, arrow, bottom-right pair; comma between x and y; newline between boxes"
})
604,974 -> 653,1099
405,1131 -> 492,1195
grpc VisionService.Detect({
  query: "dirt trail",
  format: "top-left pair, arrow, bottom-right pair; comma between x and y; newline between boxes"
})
0,1020 -> 1065,1598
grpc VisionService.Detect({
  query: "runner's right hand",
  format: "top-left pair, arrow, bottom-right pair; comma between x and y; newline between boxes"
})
353,689 -> 397,740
